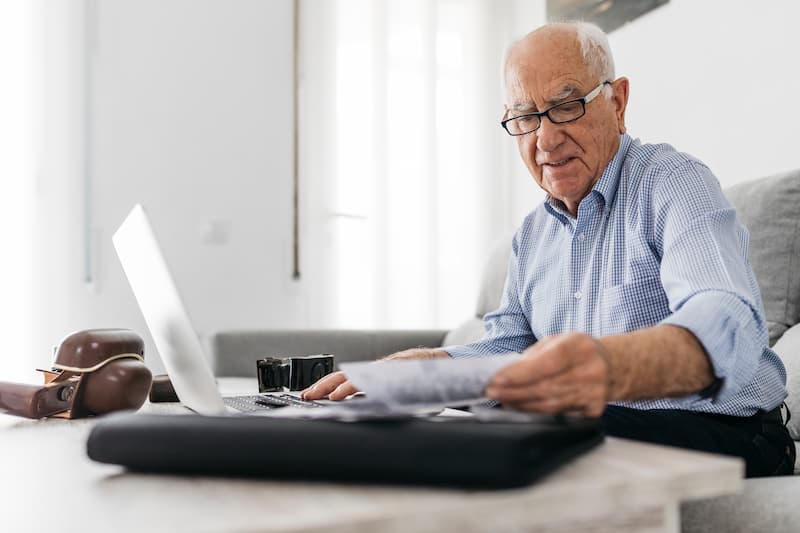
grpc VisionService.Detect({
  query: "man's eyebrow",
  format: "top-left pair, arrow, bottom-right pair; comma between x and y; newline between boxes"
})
508,103 -> 538,115
507,86 -> 579,115
545,86 -> 577,105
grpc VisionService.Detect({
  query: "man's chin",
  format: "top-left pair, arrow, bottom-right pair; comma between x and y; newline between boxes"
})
545,181 -> 587,202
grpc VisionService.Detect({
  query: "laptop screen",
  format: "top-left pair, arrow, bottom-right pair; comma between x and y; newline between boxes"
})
113,204 -> 226,415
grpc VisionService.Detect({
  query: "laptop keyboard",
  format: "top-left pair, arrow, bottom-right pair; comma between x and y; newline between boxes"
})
223,393 -> 324,412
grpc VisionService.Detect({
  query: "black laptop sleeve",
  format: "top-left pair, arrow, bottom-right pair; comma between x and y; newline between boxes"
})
86,413 -> 603,488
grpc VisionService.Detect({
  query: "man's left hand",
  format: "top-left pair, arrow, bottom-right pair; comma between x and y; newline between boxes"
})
485,333 -> 611,417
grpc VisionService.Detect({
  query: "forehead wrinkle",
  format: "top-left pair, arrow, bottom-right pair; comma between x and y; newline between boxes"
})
507,84 -> 579,114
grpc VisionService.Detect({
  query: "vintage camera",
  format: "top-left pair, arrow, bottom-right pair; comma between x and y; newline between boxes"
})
0,329 -> 152,419
256,354 -> 335,392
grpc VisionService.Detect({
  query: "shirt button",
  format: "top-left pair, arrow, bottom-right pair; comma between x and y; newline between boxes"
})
578,233 -> 586,242
574,290 -> 582,300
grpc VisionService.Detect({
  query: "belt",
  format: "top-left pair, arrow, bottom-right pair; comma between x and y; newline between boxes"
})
759,405 -> 784,424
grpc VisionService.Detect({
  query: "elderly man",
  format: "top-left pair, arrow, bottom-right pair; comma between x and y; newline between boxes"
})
303,22 -> 795,477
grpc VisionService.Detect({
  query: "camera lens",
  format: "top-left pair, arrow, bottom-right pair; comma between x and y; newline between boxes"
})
257,358 -> 288,392
310,362 -> 326,381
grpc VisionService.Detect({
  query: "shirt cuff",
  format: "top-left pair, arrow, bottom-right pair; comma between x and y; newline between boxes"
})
441,344 -> 482,359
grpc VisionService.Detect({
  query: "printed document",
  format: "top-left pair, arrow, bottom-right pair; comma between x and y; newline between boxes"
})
263,353 -> 521,420
340,354 -> 522,407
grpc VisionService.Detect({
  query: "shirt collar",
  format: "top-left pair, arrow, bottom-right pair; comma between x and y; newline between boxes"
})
544,133 -> 631,223
592,133 -> 630,212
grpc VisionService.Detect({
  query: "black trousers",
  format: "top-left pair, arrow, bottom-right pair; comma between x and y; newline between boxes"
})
602,405 -> 796,478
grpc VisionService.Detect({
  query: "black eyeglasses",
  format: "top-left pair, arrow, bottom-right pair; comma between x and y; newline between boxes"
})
501,81 -> 612,136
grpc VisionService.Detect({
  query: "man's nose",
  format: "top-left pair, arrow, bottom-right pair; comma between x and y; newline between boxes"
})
535,116 -> 565,153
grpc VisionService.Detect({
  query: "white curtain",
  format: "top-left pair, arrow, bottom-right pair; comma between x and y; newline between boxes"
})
300,0 -> 539,330
0,1 -> 35,380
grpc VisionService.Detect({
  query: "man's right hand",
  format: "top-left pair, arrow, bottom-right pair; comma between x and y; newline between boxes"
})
300,348 -> 449,400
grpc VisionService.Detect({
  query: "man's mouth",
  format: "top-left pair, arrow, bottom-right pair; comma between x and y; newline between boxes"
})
542,157 -> 575,167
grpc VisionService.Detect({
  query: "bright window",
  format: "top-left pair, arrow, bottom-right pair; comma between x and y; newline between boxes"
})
312,0 -> 509,329
0,0 -> 35,380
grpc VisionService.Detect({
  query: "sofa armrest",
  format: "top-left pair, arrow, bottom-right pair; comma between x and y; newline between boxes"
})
210,329 -> 449,377
772,322 -> 800,441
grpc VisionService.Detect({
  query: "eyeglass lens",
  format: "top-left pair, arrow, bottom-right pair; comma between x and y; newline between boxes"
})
506,100 -> 586,135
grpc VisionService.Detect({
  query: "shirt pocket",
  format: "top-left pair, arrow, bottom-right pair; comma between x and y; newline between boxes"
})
601,276 -> 670,334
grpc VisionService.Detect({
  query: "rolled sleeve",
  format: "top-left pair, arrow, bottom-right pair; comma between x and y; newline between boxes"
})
661,291 -> 764,403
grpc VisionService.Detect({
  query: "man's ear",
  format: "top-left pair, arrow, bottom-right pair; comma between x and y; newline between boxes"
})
612,77 -> 630,134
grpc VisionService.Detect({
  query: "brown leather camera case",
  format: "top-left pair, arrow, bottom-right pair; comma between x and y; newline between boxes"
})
0,329 -> 152,419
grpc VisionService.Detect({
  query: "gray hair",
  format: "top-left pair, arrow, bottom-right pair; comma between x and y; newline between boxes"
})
573,22 -> 615,85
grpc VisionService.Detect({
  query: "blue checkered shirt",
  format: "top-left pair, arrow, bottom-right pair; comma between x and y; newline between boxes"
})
444,134 -> 787,416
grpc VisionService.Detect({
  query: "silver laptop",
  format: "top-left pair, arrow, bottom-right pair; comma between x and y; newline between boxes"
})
112,204 -> 322,415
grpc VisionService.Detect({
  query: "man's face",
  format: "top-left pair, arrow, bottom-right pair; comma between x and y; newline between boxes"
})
504,29 -> 628,214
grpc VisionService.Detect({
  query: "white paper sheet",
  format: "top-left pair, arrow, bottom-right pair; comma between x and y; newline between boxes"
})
258,353 -> 521,421
340,353 -> 522,407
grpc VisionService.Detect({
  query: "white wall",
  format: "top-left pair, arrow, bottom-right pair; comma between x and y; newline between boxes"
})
610,0 -> 800,186
0,1 -> 35,381
32,0 -> 303,375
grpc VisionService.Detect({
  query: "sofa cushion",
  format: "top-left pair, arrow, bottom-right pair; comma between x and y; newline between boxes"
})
211,330 -> 448,377
772,322 -> 800,441
446,235 -> 512,348
475,236 -> 512,318
724,170 -> 800,346
442,317 -> 486,347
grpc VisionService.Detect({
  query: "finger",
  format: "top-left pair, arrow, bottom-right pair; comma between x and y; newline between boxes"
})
486,378 -> 580,404
522,335 -> 557,353
506,397 -> 605,418
502,382 -> 607,417
581,402 -> 606,418
504,397 -> 564,415
383,352 -> 413,361
488,357 -> 606,402
301,371 -> 348,400
490,352 -> 570,388
328,380 -> 361,401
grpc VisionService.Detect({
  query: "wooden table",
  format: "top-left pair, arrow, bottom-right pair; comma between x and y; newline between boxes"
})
0,379 -> 743,533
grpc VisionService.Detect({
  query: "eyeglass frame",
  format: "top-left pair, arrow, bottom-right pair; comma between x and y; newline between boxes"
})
500,80 -> 613,136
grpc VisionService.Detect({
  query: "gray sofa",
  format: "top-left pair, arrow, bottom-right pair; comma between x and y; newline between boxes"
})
211,169 -> 800,533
